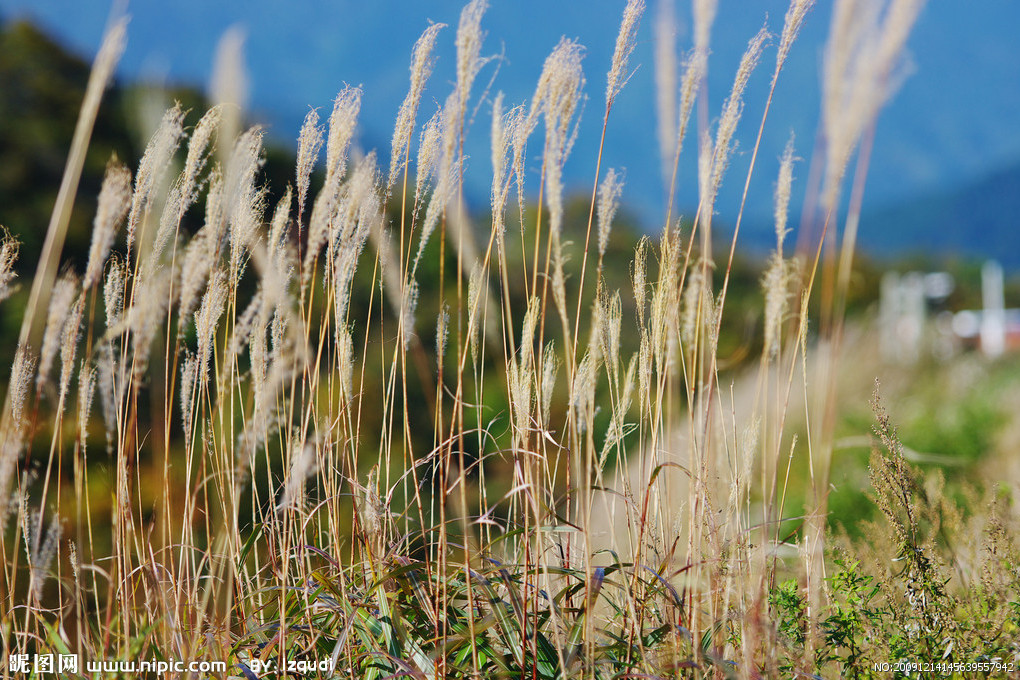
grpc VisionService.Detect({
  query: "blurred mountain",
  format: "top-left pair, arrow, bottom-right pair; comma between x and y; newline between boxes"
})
2,0 -> 1019,245
861,163 -> 1020,269
0,19 -> 137,269
3,9 -> 1019,281
0,19 -> 297,281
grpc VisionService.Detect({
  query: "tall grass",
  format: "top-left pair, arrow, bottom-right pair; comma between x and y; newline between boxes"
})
10,0 -> 1016,677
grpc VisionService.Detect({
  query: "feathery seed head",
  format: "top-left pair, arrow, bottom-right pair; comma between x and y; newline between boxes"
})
225,126 -> 267,281
532,38 -> 586,151
601,353 -> 637,464
693,0 -> 718,56
177,227 -> 215,330
9,344 -> 36,426
0,228 -> 19,304
127,104 -> 186,257
31,516 -> 62,601
510,100 -> 537,220
709,26 -> 769,207
415,106 -> 445,209
97,349 -> 117,448
510,298 -> 540,436
680,264 -> 711,349
778,0 -> 816,70
675,47 -> 706,165
599,289 -> 623,380
775,135 -> 796,250
127,267 -> 171,377
195,270 -> 228,387
146,181 -> 184,275
467,263 -> 484,363
632,236 -> 648,327
204,167 -> 227,240
540,341 -> 560,424
178,352 -> 197,436
456,0 -> 489,119
588,288 -> 606,363
606,0 -> 645,108
551,245 -> 570,324
278,438 -> 318,511
490,92 -> 511,218
654,0 -> 677,186
305,88 -> 363,278
509,358 -> 534,440
823,0 -> 924,208
638,332 -> 652,399
85,161 -> 131,289
763,254 -> 790,359
330,153 -> 380,321
326,87 -> 362,186
296,108 -> 323,220
103,256 -> 125,331
401,280 -> 420,351
230,290 -> 264,360
533,38 -> 585,239
181,106 -> 221,210
731,417 -> 761,508
390,21 -> 445,189
77,361 -> 97,449
38,272 -> 78,393
571,351 -> 599,432
269,186 -> 293,266
415,98 -> 460,275
68,540 -> 80,586
650,226 -> 681,362
336,325 -> 354,402
597,168 -> 624,258
439,90 -> 462,200
436,304 -> 450,369
210,26 -> 248,142
521,296 -> 540,365
58,293 -> 86,408
697,130 -> 714,226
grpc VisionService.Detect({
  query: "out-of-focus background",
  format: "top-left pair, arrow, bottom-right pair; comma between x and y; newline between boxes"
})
2,0 -> 1019,262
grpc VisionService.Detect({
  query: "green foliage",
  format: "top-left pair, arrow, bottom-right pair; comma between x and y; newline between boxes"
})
823,554 -> 882,672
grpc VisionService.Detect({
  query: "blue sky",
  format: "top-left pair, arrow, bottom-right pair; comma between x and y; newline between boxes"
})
3,0 -> 1019,242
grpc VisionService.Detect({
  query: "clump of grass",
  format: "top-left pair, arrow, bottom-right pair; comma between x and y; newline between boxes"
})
770,389 -> 1020,675
8,1 -> 1013,678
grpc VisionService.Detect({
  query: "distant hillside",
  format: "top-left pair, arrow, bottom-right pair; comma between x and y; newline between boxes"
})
860,162 -> 1020,269
0,19 -> 296,278
0,19 -> 137,271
